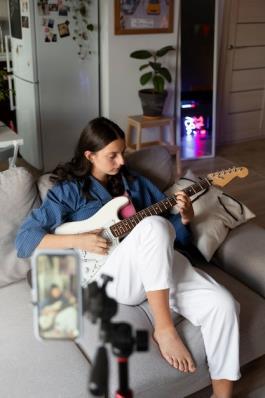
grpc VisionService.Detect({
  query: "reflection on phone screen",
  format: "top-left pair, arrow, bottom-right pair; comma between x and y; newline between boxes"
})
36,253 -> 80,340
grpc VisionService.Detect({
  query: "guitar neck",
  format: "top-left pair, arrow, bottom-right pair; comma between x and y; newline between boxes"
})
110,177 -> 211,238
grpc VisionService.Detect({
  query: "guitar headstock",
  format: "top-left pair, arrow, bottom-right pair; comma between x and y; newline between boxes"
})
207,166 -> 248,187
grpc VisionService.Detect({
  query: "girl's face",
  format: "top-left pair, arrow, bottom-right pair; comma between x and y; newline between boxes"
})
85,138 -> 126,182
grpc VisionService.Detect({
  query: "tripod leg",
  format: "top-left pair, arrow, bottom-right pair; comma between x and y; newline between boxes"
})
89,345 -> 108,397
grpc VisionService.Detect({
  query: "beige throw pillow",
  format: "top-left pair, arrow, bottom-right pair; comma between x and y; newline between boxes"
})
0,167 -> 40,286
165,169 -> 255,261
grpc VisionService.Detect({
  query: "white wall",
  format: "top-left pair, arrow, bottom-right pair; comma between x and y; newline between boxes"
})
99,0 -> 180,138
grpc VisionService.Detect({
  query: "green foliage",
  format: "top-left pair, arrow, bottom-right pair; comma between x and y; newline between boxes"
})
130,46 -> 175,94
0,69 -> 10,103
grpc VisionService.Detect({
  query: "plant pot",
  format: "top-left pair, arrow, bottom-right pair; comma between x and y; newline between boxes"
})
138,89 -> 167,117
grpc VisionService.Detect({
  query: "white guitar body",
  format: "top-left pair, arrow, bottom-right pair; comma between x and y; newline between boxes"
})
55,196 -> 129,286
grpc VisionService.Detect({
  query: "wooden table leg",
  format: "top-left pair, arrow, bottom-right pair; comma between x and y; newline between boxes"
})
136,123 -> 142,150
126,124 -> 133,148
175,146 -> 182,178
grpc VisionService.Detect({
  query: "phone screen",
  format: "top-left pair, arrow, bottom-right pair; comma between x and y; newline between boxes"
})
32,250 -> 82,340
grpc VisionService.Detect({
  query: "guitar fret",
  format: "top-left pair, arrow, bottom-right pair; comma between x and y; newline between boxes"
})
147,207 -> 153,215
161,201 -> 168,210
127,218 -> 135,230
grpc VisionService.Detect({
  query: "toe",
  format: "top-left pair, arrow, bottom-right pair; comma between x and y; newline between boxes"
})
172,358 -> 179,370
182,360 -> 189,372
188,358 -> 196,373
165,354 -> 174,367
178,361 -> 185,372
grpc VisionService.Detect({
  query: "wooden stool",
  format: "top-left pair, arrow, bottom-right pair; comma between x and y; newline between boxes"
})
126,115 -> 181,177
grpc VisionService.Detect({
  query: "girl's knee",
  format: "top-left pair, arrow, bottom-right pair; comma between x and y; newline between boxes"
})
212,286 -> 240,318
139,216 -> 176,241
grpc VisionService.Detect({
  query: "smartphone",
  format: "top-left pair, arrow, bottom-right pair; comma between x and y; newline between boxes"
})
31,249 -> 82,341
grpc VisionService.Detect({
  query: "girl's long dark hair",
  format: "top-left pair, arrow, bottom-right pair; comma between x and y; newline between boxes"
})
50,117 -> 130,198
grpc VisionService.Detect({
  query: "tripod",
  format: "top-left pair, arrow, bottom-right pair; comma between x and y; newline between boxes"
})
84,274 -> 148,398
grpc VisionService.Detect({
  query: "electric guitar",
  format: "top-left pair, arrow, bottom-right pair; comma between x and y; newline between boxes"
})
55,166 -> 248,286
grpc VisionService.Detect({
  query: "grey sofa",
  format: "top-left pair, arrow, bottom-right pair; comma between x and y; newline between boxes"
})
1,145 -> 265,398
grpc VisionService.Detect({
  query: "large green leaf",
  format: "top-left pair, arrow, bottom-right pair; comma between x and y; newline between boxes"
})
153,75 -> 164,93
159,67 -> 172,83
140,72 -> 153,85
130,50 -> 153,59
156,46 -> 175,57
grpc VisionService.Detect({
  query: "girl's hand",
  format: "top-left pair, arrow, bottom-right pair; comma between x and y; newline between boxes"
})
75,229 -> 110,255
174,191 -> 194,225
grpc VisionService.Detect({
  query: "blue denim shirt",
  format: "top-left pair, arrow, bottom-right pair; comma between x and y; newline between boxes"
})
15,171 -> 191,258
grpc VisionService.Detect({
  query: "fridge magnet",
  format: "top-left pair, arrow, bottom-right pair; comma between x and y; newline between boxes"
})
21,16 -> 29,28
21,0 -> 29,13
58,4 -> 69,16
58,22 -> 70,38
44,32 -> 53,42
52,34 -> 57,42
38,2 -> 50,16
48,18 -> 55,29
114,0 -> 174,35
49,4 -> 59,12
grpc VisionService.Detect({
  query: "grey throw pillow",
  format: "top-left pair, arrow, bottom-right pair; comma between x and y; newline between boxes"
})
0,167 -> 40,287
165,169 -> 255,261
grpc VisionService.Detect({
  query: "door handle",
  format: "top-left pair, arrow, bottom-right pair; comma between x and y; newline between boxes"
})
7,75 -> 15,111
4,36 -> 12,72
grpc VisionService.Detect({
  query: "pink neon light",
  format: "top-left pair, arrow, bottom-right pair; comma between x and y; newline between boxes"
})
184,115 -> 207,136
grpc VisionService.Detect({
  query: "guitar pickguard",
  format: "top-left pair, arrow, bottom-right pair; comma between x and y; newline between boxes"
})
79,224 -> 120,286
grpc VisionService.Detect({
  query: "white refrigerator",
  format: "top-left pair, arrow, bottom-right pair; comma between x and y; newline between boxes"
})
9,0 -> 99,171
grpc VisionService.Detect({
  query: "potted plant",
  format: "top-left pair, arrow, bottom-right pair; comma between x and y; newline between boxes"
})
130,45 -> 175,117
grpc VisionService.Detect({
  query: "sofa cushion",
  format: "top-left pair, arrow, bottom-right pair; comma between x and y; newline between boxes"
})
0,167 -> 40,287
165,170 -> 255,261
214,223 -> 265,298
0,279 -> 90,398
125,145 -> 175,192
37,172 -> 55,202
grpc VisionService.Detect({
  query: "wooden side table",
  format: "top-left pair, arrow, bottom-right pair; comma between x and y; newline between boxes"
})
126,115 -> 181,177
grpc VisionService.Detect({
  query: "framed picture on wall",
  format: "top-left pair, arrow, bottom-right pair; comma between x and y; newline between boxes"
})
114,0 -> 174,35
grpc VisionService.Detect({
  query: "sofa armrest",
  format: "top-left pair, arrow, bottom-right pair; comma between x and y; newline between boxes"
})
213,222 -> 265,298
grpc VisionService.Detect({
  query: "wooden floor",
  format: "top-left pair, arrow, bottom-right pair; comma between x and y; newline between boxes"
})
1,139 -> 265,397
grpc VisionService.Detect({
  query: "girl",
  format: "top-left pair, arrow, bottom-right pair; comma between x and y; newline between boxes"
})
16,117 -> 240,398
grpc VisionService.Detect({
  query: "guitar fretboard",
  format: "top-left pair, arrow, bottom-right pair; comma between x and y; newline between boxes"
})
110,178 -> 211,238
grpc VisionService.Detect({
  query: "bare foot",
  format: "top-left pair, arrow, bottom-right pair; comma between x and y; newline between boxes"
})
153,327 -> 196,373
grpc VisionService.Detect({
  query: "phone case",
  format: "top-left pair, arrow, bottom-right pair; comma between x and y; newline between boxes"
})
31,249 -> 83,341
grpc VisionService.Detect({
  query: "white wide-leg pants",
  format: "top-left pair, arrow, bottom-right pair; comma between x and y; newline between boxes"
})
95,216 -> 241,380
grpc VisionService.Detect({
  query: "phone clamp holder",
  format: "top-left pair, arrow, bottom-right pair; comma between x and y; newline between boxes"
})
84,274 -> 148,398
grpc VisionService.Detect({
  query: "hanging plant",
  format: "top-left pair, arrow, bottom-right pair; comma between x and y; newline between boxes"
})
65,0 -> 95,60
